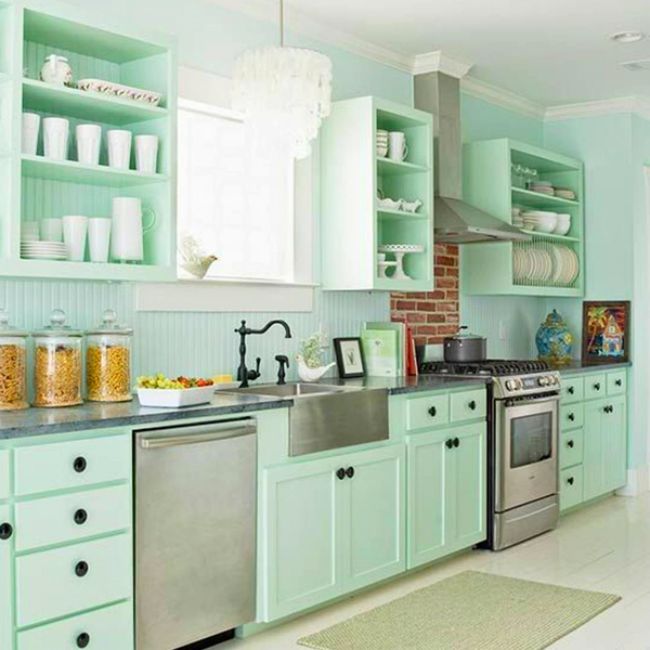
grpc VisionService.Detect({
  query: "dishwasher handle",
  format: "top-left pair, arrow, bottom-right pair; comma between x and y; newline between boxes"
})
138,420 -> 256,450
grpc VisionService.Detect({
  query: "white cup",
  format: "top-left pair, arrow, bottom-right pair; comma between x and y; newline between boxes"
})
39,218 -> 63,242
134,134 -> 159,174
388,131 -> 408,162
43,117 -> 69,160
111,197 -> 156,262
22,113 -> 40,156
88,217 -> 112,263
21,221 -> 39,242
76,124 -> 102,166
62,215 -> 88,261
107,130 -> 132,169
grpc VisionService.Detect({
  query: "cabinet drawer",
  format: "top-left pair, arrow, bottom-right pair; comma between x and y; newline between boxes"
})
560,429 -> 584,470
607,371 -> 627,396
14,434 -> 130,496
17,601 -> 133,650
0,450 -> 9,500
583,374 -> 606,401
450,389 -> 486,423
406,393 -> 449,431
561,377 -> 583,404
16,533 -> 132,627
15,484 -> 131,552
560,404 -> 583,431
560,466 -> 584,511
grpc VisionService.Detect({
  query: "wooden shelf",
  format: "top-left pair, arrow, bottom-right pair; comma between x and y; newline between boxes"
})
512,187 -> 580,209
377,157 -> 430,176
22,154 -> 168,187
22,79 -> 167,124
518,229 -> 581,243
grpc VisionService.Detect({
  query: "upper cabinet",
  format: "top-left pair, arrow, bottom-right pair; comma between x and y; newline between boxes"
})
461,138 -> 585,297
0,2 -> 176,281
320,96 -> 434,291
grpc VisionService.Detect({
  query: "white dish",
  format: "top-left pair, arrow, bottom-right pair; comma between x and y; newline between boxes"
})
377,198 -> 401,210
77,78 -> 162,106
378,244 -> 425,253
137,385 -> 215,408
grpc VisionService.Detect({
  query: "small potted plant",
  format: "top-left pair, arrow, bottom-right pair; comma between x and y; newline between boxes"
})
297,332 -> 335,382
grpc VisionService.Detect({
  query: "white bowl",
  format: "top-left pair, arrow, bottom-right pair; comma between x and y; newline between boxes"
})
137,385 -> 215,408
553,222 -> 571,236
377,147 -> 388,158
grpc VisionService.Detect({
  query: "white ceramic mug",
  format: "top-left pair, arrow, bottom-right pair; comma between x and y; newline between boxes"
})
43,117 -> 69,160
76,124 -> 102,166
388,131 -> 408,162
62,215 -> 88,261
107,129 -> 132,169
134,134 -> 159,174
88,218 -> 112,263
22,113 -> 40,156
111,197 -> 156,262
40,218 -> 63,242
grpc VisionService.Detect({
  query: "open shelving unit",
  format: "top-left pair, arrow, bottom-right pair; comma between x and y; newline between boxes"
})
461,138 -> 585,297
320,96 -> 434,291
0,1 -> 176,281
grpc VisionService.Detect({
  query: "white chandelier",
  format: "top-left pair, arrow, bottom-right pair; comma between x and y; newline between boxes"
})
232,0 -> 333,160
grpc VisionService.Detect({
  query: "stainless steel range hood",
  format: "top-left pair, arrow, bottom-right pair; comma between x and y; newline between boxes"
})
414,71 -> 530,244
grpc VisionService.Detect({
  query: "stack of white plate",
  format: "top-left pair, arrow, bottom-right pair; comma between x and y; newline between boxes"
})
528,180 -> 555,195
554,188 -> 576,201
20,241 -> 67,260
513,244 -> 579,286
522,210 -> 558,233
377,129 -> 388,157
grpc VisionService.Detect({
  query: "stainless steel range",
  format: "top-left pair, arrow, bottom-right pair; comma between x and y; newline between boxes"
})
419,359 -> 561,550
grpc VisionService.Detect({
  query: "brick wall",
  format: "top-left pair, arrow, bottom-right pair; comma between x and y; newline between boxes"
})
391,244 -> 460,345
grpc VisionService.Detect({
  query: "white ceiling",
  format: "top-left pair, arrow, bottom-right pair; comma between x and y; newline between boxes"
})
212,0 -> 650,107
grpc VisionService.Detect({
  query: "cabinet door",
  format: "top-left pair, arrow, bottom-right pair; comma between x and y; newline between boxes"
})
261,458 -> 341,621
0,504 -> 12,650
446,423 -> 487,550
602,395 -> 627,493
407,433 -> 448,569
342,445 -> 405,592
583,399 -> 606,501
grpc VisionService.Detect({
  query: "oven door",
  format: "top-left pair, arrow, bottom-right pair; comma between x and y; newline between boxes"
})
495,396 -> 559,513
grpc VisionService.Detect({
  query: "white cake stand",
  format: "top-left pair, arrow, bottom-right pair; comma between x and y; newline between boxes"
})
378,244 -> 425,280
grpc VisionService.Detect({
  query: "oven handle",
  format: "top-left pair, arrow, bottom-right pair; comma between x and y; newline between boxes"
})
503,394 -> 560,409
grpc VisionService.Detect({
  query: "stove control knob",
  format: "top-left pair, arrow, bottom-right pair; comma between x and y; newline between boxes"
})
505,379 -> 519,391
537,376 -> 550,387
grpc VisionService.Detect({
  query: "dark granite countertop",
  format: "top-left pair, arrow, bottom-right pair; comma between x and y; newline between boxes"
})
555,361 -> 632,375
0,375 -> 489,440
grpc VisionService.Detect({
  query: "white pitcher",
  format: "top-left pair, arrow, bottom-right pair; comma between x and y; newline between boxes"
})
111,197 -> 156,263
40,55 -> 72,86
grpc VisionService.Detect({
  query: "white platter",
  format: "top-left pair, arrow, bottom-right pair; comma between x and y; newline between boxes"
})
137,385 -> 215,408
77,78 -> 162,106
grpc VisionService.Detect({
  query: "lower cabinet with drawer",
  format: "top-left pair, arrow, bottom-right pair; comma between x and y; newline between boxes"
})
0,429 -> 134,650
559,369 -> 628,513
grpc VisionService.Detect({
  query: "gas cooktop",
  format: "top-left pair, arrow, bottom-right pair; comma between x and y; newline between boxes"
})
419,359 -> 550,377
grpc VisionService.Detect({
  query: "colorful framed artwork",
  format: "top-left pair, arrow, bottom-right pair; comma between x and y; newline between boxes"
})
333,337 -> 366,378
581,301 -> 630,365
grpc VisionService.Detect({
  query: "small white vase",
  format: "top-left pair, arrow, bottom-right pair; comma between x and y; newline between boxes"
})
297,356 -> 336,383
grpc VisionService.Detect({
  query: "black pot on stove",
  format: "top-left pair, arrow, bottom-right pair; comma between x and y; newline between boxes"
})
443,326 -> 487,363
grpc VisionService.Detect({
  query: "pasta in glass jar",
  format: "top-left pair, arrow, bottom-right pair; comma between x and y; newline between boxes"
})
0,309 -> 29,410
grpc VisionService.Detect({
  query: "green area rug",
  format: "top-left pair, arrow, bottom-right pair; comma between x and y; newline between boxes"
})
298,571 -> 620,650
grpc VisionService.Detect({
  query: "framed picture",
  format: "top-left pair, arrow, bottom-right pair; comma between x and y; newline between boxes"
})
581,301 -> 630,365
333,338 -> 366,378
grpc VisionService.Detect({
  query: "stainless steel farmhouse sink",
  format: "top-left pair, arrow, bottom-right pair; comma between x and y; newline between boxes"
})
230,382 -> 389,456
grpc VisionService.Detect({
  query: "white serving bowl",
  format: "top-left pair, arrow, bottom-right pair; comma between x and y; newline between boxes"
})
553,221 -> 571,235
137,385 -> 215,408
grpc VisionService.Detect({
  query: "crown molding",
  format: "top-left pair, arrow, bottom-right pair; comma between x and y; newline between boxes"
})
545,96 -> 650,121
412,51 -> 473,78
460,75 -> 546,119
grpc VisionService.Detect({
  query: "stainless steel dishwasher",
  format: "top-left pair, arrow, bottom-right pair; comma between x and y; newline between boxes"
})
134,418 -> 257,650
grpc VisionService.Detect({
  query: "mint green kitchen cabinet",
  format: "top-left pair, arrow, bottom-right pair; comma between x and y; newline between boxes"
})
0,503 -> 13,650
260,444 -> 405,622
560,369 -> 628,512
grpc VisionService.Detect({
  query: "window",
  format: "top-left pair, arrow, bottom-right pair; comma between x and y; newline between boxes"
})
177,99 -> 295,282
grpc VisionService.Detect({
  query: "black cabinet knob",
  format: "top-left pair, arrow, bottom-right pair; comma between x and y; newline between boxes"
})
468,400 -> 477,411
346,467 -> 355,479
453,437 -> 460,448
567,477 -> 575,486
0,522 -> 12,540
568,412 -> 575,421
567,440 -> 574,448
428,406 -> 437,417
74,509 -> 88,526
73,456 -> 87,473
445,439 -> 453,449
336,468 -> 346,480
568,386 -> 575,395
593,383 -> 601,391
76,632 -> 90,648
615,379 -> 622,387
604,405 -> 614,414
610,405 -> 615,413
75,561 -> 89,578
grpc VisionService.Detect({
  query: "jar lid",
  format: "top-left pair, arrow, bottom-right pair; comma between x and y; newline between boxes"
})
87,309 -> 133,336
0,309 -> 28,337
34,309 -> 82,337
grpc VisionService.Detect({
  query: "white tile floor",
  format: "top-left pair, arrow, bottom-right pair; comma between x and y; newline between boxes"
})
213,493 -> 650,650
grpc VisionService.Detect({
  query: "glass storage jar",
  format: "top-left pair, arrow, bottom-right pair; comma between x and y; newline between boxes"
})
86,309 -> 133,402
0,309 -> 29,410
33,309 -> 83,407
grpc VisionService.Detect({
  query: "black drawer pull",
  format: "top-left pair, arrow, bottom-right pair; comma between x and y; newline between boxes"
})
593,383 -> 601,391
74,509 -> 88,526
468,400 -> 477,411
453,437 -> 460,448
615,379 -> 623,387
568,386 -> 575,395
76,632 -> 90,648
75,561 -> 89,578
567,477 -> 575,486
0,522 -> 12,540
428,406 -> 437,417
567,413 -> 575,422
73,456 -> 87,473
346,466 -> 355,479
567,440 -> 574,448
336,468 -> 346,480
445,439 -> 454,449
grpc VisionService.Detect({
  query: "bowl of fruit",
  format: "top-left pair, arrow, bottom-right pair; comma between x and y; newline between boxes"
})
137,374 -> 215,408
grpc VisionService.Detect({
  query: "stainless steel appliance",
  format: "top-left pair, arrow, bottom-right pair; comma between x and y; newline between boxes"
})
135,419 -> 257,650
419,359 -> 561,550
443,325 -> 487,363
